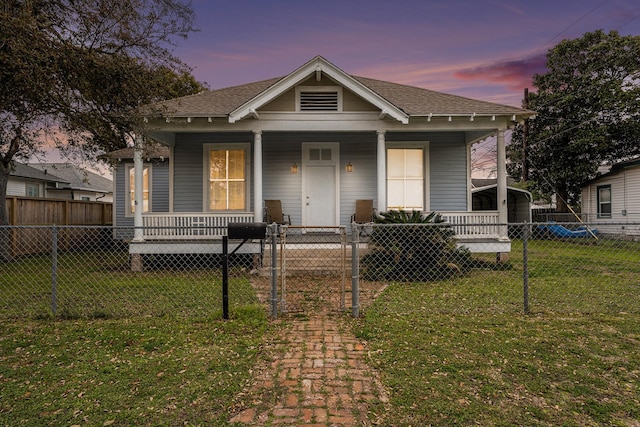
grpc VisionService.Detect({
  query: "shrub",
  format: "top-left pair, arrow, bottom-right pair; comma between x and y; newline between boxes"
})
361,210 -> 472,281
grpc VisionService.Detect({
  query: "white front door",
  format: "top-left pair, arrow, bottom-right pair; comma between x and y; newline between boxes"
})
302,143 -> 339,227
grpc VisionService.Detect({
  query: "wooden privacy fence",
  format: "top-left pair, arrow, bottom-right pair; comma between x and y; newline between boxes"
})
6,196 -> 112,226
3,197 -> 113,258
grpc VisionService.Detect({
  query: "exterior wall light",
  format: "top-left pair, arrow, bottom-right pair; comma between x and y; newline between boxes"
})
346,161 -> 353,173
291,163 -> 298,174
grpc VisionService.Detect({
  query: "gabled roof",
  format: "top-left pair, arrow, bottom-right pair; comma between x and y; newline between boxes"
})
145,56 -> 534,123
10,162 -> 68,185
28,163 -> 112,193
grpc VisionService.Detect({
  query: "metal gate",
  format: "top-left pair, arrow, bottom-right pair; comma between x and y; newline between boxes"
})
268,225 -> 348,315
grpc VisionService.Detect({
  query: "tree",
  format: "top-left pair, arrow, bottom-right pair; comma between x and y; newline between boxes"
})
507,30 -> 640,212
0,0 -> 204,228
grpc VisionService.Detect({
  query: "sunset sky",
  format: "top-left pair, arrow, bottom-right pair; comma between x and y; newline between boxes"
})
173,0 -> 640,108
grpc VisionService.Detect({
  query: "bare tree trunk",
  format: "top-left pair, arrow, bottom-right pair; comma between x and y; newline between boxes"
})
555,183 -> 570,214
0,162 -> 9,226
0,163 -> 12,261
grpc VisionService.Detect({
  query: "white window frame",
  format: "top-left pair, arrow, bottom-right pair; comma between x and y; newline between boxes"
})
295,86 -> 343,112
597,185 -> 612,218
125,163 -> 152,217
202,143 -> 251,212
385,143 -> 429,211
26,183 -> 40,198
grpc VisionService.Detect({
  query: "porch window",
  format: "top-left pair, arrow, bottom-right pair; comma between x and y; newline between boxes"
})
207,148 -> 247,211
126,165 -> 151,215
387,148 -> 424,210
597,185 -> 611,218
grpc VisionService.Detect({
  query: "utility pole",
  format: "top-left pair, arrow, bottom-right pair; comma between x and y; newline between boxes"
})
522,88 -> 529,182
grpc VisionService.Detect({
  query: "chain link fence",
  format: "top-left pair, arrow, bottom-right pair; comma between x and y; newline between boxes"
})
0,226 -> 258,319
1,222 -> 639,319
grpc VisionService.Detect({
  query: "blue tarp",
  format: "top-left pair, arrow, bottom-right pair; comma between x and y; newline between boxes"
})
537,222 -> 598,238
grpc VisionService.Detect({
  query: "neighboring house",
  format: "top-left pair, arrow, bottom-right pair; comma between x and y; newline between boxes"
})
7,163 -> 69,198
581,157 -> 640,237
103,146 -> 170,239
28,163 -> 113,202
127,56 -> 534,258
471,178 -> 532,223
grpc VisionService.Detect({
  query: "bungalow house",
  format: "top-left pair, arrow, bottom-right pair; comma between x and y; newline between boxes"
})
127,56 -> 534,260
581,157 -> 640,238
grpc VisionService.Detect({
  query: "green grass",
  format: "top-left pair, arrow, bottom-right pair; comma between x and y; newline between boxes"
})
0,308 -> 272,426
356,238 -> 640,426
0,250 -> 258,319
2,239 -> 640,425
0,250 -> 274,425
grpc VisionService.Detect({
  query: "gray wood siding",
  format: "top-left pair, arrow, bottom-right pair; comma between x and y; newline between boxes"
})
129,131 -> 469,230
173,133 -> 254,212
262,132 -> 377,225
114,163 -> 128,229
152,163 -> 170,212
262,134 -> 303,224
430,138 -> 468,211
339,134 -> 377,224
387,132 -> 468,212
113,160 -> 170,239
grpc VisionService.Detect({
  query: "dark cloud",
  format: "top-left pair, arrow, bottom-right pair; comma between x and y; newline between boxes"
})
454,53 -> 548,91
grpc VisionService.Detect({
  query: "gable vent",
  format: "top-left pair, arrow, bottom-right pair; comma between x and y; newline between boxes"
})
299,91 -> 339,111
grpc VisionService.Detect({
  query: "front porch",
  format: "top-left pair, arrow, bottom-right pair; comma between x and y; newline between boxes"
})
127,211 -> 510,269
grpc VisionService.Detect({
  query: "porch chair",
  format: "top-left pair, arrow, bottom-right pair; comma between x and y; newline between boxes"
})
351,199 -> 375,224
264,200 -> 291,225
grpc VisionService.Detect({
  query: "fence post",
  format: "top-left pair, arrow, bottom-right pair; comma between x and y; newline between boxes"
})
270,223 -> 278,319
351,224 -> 360,318
522,223 -> 529,315
51,225 -> 58,315
222,235 -> 229,320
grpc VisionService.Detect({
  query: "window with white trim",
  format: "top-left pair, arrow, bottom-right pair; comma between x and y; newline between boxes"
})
296,86 -> 342,111
597,185 -> 611,218
206,146 -> 248,211
387,148 -> 424,210
126,164 -> 151,216
26,183 -> 39,198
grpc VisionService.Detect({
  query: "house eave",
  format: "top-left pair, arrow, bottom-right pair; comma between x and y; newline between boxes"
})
143,114 -> 513,135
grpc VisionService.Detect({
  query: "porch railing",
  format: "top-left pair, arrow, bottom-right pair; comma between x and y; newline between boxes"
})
139,211 -> 503,240
142,212 -> 255,239
440,211 -> 501,239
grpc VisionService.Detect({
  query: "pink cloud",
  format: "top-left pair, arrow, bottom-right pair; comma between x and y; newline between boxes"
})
454,53 -> 548,91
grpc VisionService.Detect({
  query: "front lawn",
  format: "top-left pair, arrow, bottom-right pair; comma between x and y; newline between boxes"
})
356,238 -> 640,425
0,308 -> 272,426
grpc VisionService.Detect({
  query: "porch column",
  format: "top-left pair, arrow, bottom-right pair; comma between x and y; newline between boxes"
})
376,130 -> 386,213
253,130 -> 263,222
132,134 -> 144,242
496,129 -> 508,241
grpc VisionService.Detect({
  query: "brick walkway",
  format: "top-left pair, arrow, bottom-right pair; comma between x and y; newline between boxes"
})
230,278 -> 388,426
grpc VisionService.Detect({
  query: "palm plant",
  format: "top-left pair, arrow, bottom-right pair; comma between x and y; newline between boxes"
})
361,210 -> 471,281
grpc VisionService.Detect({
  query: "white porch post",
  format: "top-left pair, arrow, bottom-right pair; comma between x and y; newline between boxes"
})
376,130 -> 386,213
133,134 -> 144,242
496,129 -> 509,241
253,130 -> 263,222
